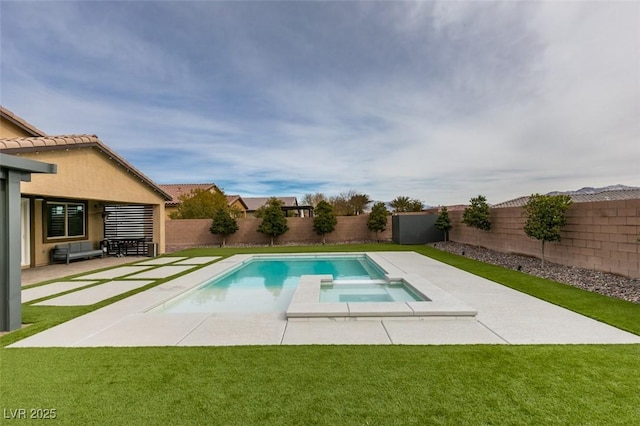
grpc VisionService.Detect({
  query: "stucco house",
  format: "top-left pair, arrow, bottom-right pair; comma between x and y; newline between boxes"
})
159,183 -> 248,219
0,107 -> 171,268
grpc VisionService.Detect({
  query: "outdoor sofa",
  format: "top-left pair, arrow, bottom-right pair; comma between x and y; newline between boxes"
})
50,241 -> 104,264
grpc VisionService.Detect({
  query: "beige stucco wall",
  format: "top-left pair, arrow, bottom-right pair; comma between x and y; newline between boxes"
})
28,199 -> 108,266
152,204 -> 164,252
15,147 -> 166,266
165,205 -> 178,219
17,148 -> 164,204
0,120 -> 32,138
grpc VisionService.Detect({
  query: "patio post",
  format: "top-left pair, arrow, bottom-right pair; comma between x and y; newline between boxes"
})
0,153 -> 56,331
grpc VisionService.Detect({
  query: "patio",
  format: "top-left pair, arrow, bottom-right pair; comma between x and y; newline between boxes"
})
11,252 -> 640,347
21,256 -> 141,286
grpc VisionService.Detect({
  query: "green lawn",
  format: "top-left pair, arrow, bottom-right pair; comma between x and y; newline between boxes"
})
2,243 -> 639,425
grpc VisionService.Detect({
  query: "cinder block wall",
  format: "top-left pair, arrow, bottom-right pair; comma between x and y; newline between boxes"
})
166,215 -> 392,251
448,199 -> 640,278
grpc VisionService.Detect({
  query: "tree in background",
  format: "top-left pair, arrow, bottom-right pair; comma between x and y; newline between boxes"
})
408,198 -> 424,212
367,202 -> 389,242
523,193 -> 572,267
256,197 -> 289,246
462,195 -> 491,247
435,206 -> 452,242
329,195 -> 350,216
301,192 -> 327,208
349,192 -> 372,215
390,196 -> 424,213
209,207 -> 239,247
170,188 -> 229,219
312,200 -> 338,244
330,190 -> 371,216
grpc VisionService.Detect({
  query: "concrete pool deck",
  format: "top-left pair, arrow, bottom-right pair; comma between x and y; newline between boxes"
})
9,252 -> 640,347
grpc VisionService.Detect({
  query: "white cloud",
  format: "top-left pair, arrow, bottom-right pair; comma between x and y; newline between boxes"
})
1,1 -> 638,206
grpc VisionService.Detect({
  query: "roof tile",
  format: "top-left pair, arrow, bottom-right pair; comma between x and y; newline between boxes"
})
157,183 -> 219,205
243,197 -> 298,211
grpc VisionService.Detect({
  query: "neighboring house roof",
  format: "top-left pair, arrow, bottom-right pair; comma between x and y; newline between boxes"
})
158,183 -> 248,210
243,196 -> 299,211
492,197 -> 530,209
226,195 -> 249,210
493,188 -> 640,208
0,134 -> 172,201
0,106 -> 48,137
158,183 -> 220,206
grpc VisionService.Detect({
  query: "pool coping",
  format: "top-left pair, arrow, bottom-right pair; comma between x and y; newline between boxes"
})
285,257 -> 479,319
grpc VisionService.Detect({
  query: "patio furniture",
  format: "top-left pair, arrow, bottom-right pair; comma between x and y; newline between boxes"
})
50,242 -> 104,264
106,238 -> 147,257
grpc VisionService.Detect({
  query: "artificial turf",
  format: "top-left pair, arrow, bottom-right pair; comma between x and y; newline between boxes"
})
2,345 -> 639,425
1,243 -> 639,424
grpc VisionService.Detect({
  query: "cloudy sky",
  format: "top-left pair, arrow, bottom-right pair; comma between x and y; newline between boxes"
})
1,1 -> 638,206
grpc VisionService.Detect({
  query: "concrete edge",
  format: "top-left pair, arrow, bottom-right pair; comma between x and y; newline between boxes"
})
286,272 -> 478,319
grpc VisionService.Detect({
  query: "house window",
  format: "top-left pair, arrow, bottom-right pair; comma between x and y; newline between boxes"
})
45,201 -> 86,240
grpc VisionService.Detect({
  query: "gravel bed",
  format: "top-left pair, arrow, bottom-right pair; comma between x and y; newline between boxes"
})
429,242 -> 640,304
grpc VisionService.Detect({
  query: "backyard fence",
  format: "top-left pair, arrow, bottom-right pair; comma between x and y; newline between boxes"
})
166,214 -> 392,251
165,199 -> 640,278
447,198 -> 640,278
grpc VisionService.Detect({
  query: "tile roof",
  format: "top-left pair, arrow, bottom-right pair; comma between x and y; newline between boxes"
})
0,106 -> 48,137
493,188 -> 640,208
157,184 -> 248,209
158,183 -> 220,206
242,196 -> 299,211
491,197 -> 530,208
0,134 -> 172,201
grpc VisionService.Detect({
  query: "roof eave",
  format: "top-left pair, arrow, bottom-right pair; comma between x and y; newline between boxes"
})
1,136 -> 173,202
0,106 -> 48,137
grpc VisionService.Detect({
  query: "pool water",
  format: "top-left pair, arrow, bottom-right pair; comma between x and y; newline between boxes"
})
158,255 -> 387,313
320,282 -> 425,303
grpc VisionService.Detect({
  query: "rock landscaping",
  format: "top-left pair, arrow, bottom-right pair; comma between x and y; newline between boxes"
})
430,241 -> 640,304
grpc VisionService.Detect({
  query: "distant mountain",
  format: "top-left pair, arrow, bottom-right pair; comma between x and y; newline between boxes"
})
547,184 -> 639,196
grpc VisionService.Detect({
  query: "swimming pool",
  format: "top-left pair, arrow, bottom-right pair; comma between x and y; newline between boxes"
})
156,255 -> 393,314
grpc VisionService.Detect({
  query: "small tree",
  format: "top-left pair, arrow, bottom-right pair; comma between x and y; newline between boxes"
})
367,202 -> 389,242
435,206 -> 452,242
256,197 -> 289,246
523,193 -> 572,267
312,200 -> 337,244
209,208 -> 239,247
170,188 -> 229,219
462,195 -> 491,247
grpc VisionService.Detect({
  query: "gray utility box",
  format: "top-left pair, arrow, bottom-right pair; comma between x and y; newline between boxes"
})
147,242 -> 158,257
392,214 -> 443,245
